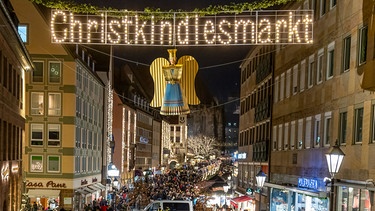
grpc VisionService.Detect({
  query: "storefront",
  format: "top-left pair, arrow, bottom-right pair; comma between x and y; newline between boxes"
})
266,182 -> 329,211
334,180 -> 374,211
230,195 -> 255,211
27,189 -> 61,210
74,183 -> 106,210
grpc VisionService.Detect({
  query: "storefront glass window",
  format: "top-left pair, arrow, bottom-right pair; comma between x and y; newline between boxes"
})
337,187 -> 373,211
270,188 -> 328,211
270,188 -> 289,210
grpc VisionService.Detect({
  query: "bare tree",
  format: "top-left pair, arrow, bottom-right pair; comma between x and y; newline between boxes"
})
187,135 -> 220,158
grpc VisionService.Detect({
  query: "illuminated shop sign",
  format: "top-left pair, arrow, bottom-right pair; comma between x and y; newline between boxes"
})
26,180 -> 67,188
298,177 -> 318,190
237,153 -> 247,159
50,10 -> 313,46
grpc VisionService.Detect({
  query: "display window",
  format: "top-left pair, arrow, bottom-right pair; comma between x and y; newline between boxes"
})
337,187 -> 372,211
270,188 -> 328,211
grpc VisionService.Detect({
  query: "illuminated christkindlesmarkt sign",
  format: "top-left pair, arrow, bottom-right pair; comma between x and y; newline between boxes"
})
51,10 -> 313,46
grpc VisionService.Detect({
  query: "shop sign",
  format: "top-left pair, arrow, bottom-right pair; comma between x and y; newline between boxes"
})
298,177 -> 318,190
26,180 -> 67,188
237,153 -> 247,159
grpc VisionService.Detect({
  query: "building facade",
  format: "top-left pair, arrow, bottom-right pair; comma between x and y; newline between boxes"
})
239,45 -> 274,211
0,0 -> 33,210
268,0 -> 375,210
11,1 -> 107,210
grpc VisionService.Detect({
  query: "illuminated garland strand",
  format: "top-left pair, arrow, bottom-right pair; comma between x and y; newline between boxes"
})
31,0 -> 298,17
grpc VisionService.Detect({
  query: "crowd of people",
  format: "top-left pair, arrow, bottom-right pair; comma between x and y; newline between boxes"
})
113,160 -> 223,210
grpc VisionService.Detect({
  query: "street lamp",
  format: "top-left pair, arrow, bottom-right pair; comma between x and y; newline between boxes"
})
325,142 -> 345,211
256,170 -> 266,211
113,177 -> 119,187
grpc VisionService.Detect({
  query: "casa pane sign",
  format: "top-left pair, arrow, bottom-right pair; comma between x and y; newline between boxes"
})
50,10 -> 313,46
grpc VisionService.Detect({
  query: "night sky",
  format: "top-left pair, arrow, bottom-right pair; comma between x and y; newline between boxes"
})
74,0 -> 253,102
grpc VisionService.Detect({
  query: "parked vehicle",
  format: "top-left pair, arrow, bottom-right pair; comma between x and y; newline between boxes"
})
143,200 -> 193,211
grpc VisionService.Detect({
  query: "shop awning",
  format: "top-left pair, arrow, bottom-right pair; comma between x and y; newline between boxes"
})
28,189 -> 60,198
83,186 -> 94,193
75,188 -> 90,195
93,183 -> 106,190
230,195 -> 253,208
88,185 -> 100,191
231,195 -> 252,203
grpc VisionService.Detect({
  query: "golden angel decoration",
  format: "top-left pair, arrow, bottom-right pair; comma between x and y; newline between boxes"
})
150,49 -> 200,115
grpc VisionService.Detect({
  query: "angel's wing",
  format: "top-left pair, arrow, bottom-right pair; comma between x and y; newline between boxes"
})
150,57 -> 169,108
178,55 -> 200,105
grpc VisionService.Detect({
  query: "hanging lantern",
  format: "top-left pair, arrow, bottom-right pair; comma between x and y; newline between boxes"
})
150,49 -> 200,116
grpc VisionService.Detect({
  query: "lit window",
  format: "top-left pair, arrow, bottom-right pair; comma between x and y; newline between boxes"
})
31,124 -> 43,146
48,93 -> 61,116
31,92 -> 44,115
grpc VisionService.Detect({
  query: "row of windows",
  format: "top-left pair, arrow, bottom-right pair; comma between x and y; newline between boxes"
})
76,95 -> 103,127
274,26 -> 367,102
31,92 -> 61,116
273,112 -> 332,151
0,50 -> 24,107
75,126 -> 102,151
30,123 -> 103,149
272,104 -> 371,151
135,157 -> 152,166
32,60 -> 62,84
239,121 -> 271,147
74,155 -> 101,173
32,154 -> 102,174
137,112 -> 153,125
240,79 -> 272,115
30,155 -> 60,173
31,123 -> 61,147
76,65 -> 104,104
241,46 -> 274,83
310,0 -> 337,18
0,120 -> 22,161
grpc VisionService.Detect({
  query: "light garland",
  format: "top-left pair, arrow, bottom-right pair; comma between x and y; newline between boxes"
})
31,0 -> 299,18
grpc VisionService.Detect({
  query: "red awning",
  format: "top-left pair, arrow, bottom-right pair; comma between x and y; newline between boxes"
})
230,195 -> 253,208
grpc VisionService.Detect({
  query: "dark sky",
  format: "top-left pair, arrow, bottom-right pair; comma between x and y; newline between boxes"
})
74,0 -> 252,102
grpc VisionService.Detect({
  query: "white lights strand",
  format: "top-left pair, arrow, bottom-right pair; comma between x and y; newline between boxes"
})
51,9 -> 314,46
